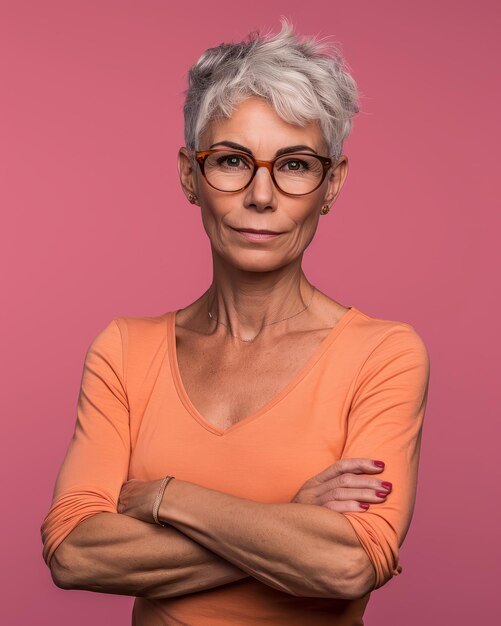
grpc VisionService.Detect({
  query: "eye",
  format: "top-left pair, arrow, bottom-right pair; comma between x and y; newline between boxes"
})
279,158 -> 310,172
215,153 -> 251,169
288,160 -> 304,170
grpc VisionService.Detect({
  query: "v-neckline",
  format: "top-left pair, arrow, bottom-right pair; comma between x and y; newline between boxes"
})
167,306 -> 359,437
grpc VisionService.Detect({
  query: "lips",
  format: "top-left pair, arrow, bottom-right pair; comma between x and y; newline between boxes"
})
231,227 -> 284,242
232,227 -> 283,235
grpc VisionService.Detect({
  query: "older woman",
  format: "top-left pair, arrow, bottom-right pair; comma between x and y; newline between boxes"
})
41,19 -> 430,626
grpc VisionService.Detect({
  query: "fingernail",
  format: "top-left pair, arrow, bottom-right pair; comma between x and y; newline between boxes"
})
373,460 -> 385,468
359,503 -> 370,509
376,491 -> 388,498
381,481 -> 392,490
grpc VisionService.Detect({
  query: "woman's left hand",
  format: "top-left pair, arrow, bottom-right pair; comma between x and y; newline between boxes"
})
118,478 -> 165,524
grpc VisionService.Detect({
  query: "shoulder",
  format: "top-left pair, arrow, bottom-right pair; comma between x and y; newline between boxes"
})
85,311 -> 174,390
350,306 -> 429,357
88,310 -> 173,362
113,310 -> 171,338
349,306 -> 430,385
313,293 -> 428,361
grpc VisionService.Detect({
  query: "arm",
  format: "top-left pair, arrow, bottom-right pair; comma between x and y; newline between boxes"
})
50,512 -> 248,598
136,323 -> 429,599
42,319 -> 248,598
340,324 -> 431,589
152,477 -> 374,600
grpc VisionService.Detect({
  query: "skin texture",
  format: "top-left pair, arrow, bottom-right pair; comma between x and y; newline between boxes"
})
116,460 -> 393,598
49,96 -> 394,600
173,97 -> 352,429
50,458 -> 391,597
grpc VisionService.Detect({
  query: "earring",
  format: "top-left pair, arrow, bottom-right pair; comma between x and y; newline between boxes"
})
321,204 -> 330,215
187,193 -> 198,204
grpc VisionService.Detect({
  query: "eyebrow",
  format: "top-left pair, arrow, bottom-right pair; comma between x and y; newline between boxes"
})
208,140 -> 318,157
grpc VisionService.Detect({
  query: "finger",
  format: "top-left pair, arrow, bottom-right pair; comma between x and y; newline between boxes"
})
318,487 -> 390,505
322,500 -> 373,513
314,458 -> 385,483
319,474 -> 393,494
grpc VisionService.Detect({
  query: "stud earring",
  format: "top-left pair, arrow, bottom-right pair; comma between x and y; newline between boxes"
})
187,193 -> 198,204
321,204 -> 330,215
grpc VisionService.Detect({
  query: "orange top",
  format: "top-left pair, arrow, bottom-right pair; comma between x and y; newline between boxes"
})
41,305 -> 430,625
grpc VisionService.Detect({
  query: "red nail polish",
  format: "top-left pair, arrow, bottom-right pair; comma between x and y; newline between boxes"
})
376,491 -> 388,498
373,460 -> 385,468
382,481 -> 392,490
359,503 -> 370,509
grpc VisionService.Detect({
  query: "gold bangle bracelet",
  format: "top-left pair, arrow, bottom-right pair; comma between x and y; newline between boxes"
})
152,475 -> 175,526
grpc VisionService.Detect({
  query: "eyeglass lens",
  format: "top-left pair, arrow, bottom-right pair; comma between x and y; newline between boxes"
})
203,151 -> 325,194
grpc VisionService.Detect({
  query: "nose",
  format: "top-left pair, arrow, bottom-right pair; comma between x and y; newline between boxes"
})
243,166 -> 277,212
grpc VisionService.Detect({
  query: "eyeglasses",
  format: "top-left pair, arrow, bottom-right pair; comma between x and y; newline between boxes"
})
194,149 -> 333,196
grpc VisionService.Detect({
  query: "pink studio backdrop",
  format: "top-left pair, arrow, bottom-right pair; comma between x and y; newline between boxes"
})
1,0 -> 499,624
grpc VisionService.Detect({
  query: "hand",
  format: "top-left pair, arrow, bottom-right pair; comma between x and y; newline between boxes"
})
290,458 -> 392,512
118,478 -> 166,524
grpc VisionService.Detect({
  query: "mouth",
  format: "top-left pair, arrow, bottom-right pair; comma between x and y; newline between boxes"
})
231,227 -> 284,234
230,226 -> 284,241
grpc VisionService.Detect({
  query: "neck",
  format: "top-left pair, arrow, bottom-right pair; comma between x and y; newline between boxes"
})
205,253 -> 314,341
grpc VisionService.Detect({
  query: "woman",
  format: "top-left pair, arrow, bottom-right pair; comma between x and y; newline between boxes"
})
41,19 -> 430,626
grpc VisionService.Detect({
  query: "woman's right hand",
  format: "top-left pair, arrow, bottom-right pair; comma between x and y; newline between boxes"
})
290,458 -> 392,512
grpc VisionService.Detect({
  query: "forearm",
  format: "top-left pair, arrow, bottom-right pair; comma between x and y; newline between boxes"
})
159,479 -> 375,599
50,512 -> 249,599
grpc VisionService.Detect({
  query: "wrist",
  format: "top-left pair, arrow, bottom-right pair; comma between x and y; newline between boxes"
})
158,478 -> 193,526
153,476 -> 176,526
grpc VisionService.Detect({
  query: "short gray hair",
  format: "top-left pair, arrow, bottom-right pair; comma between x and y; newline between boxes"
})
183,18 -> 360,161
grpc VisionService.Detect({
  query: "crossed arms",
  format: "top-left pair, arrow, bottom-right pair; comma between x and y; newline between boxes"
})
42,318 -> 429,601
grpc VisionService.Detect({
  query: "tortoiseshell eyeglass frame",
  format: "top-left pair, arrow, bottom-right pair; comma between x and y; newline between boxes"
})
194,149 -> 333,196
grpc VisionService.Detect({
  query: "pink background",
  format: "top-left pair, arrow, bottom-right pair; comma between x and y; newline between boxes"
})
2,0 -> 499,623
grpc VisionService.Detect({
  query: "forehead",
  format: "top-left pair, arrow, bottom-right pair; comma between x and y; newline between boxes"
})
200,97 -> 328,156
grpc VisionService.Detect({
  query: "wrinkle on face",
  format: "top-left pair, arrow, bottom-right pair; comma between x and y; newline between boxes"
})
189,96 -> 343,274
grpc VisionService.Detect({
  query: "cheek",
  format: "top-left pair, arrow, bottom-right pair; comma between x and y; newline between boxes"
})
199,200 -> 229,243
286,190 -> 323,227
290,206 -> 321,234
286,210 -> 321,253
303,214 -> 321,245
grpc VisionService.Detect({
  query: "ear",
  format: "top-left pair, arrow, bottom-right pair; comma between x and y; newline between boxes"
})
323,155 -> 349,206
177,147 -> 199,200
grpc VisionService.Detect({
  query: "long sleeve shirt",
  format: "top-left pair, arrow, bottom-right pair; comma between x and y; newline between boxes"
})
41,304 -> 430,625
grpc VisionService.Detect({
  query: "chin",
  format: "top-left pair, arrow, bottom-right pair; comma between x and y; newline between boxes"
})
223,250 -> 290,273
